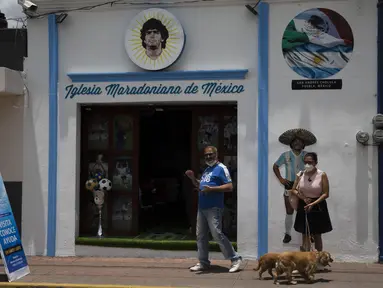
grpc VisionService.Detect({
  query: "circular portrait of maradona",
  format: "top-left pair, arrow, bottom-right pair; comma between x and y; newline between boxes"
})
125,8 -> 185,71
282,8 -> 354,79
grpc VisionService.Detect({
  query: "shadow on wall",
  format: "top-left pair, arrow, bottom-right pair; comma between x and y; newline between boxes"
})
372,146 -> 379,244
23,107 -> 45,255
57,101 -> 78,252
298,98 -> 311,133
237,96 -> 258,257
355,144 -> 369,244
269,95 -> 378,255
298,100 -> 375,246
299,99 -> 373,245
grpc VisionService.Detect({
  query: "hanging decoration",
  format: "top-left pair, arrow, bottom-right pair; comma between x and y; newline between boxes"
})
85,155 -> 112,238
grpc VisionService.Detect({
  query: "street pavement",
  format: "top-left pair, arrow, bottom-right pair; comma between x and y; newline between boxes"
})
0,257 -> 382,288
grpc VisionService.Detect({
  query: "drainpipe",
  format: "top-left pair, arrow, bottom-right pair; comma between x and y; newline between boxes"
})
378,0 -> 383,264
47,14 -> 58,257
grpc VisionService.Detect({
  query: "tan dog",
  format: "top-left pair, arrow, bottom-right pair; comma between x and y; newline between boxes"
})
273,251 -> 333,285
253,252 -> 280,280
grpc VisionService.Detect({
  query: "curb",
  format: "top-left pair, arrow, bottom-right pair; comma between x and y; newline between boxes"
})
0,284 -> 175,288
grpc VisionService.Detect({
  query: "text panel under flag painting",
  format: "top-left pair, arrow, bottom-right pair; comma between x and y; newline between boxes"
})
291,79 -> 342,90
0,174 -> 30,282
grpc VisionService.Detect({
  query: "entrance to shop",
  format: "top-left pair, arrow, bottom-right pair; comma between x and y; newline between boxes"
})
138,107 -> 192,237
79,103 -> 238,241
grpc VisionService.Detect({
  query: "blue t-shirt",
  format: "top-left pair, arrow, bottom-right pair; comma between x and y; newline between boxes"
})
199,162 -> 232,209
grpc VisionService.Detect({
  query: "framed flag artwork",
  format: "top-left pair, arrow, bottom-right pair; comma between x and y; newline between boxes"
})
282,8 -> 354,90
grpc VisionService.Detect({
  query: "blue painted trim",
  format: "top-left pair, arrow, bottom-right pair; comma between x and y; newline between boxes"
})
257,2 -> 269,259
377,0 -> 383,264
47,14 -> 58,257
67,69 -> 248,83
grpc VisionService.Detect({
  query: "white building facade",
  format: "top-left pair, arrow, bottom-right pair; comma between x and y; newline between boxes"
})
20,0 -> 382,263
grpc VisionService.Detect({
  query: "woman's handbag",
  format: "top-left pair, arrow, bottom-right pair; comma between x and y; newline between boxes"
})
288,191 -> 299,211
288,171 -> 304,211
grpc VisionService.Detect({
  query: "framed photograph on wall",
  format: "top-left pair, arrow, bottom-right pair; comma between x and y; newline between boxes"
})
111,195 -> 133,233
197,116 -> 219,151
112,157 -> 133,191
87,115 -> 109,150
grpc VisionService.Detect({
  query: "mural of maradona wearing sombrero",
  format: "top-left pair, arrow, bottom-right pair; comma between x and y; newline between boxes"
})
272,128 -> 317,244
141,18 -> 169,61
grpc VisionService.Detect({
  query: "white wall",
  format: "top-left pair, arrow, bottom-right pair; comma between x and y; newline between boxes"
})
268,0 -> 379,262
26,5 -> 259,257
0,96 -> 23,182
25,0 -> 380,262
23,18 -> 49,256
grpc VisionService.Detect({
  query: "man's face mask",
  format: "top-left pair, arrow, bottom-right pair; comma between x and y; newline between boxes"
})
204,152 -> 217,166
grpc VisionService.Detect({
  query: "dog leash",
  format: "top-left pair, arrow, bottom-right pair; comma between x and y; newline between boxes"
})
305,212 -> 314,251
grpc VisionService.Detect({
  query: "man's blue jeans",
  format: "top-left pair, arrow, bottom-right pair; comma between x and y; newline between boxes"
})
196,207 -> 240,266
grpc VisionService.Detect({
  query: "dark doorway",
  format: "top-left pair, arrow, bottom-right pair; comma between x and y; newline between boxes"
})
138,107 -> 192,236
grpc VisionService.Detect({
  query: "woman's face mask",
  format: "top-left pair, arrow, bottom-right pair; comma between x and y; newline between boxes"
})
305,164 -> 315,172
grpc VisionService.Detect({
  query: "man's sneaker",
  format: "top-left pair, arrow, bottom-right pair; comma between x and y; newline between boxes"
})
229,258 -> 243,273
283,233 -> 292,243
189,263 -> 210,272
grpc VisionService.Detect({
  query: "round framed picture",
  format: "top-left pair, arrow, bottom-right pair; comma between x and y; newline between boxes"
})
125,8 -> 185,71
282,8 -> 354,79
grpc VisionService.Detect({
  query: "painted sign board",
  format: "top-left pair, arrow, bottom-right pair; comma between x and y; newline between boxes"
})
0,174 -> 30,282
64,81 -> 246,99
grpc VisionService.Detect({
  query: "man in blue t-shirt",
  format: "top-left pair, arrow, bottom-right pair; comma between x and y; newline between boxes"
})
185,146 -> 242,273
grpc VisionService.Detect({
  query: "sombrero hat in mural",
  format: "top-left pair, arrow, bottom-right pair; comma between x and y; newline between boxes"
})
278,128 -> 317,146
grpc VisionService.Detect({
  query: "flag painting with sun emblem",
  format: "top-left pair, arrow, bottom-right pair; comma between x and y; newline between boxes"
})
125,8 -> 185,71
282,8 -> 354,79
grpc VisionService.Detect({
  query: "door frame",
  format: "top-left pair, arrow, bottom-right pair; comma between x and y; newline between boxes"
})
79,103 -> 237,238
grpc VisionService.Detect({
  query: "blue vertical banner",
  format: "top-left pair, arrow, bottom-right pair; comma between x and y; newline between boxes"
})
0,175 -> 30,281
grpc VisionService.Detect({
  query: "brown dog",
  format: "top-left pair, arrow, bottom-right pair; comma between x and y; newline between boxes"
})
273,251 -> 333,285
253,252 -> 280,280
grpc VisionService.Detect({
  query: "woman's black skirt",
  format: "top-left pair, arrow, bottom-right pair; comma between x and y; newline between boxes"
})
294,198 -> 333,235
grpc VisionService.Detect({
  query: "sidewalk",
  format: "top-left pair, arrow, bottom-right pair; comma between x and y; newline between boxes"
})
0,257 -> 382,288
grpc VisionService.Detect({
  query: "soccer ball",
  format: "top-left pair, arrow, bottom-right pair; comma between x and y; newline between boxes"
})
85,178 -> 98,191
99,178 -> 112,191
